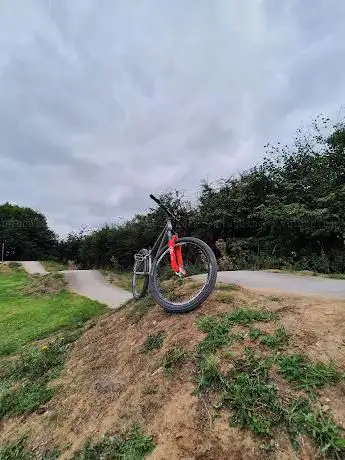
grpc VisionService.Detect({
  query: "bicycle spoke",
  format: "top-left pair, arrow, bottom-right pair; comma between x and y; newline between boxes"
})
154,242 -> 211,305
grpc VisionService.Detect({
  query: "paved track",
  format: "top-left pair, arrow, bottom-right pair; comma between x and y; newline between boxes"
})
20,261 -> 48,275
19,262 -> 132,309
196,270 -> 345,299
62,270 -> 132,308
19,261 -> 345,306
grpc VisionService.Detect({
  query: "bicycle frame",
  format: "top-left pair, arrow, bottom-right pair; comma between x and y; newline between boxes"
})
134,218 -> 174,276
134,194 -> 187,277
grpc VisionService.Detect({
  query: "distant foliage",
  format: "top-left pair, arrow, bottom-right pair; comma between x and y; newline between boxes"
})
59,115 -> 345,273
0,203 -> 57,261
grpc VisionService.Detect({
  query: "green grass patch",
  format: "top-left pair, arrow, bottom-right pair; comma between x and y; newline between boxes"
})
0,435 -> 59,459
223,349 -> 281,436
163,345 -> 187,376
0,270 -> 106,356
284,397 -> 345,454
71,425 -> 155,459
41,260 -> 67,272
277,354 -> 342,390
249,326 -> 288,350
196,315 -> 218,333
0,332 -> 81,418
196,309 -> 279,354
195,353 -> 225,392
140,332 -> 165,353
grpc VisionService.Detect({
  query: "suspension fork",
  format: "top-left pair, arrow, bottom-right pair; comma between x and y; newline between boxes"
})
167,221 -> 186,275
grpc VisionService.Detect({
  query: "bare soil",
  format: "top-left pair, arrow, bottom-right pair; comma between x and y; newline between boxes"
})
1,287 -> 345,459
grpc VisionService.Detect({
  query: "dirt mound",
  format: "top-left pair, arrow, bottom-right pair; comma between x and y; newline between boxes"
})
1,286 -> 345,459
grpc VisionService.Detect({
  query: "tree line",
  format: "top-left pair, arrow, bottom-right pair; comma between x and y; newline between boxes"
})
2,114 -> 345,273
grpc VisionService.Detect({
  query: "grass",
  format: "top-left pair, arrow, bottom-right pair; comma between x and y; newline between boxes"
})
71,425 -> 155,459
196,308 -> 279,354
268,269 -> 345,280
267,295 -> 284,302
277,354 -> 342,391
103,270 -> 132,291
249,326 -> 289,350
162,345 -> 187,375
211,290 -> 235,304
193,311 -> 345,457
215,282 -> 241,291
125,296 -> 156,324
140,332 -> 165,353
21,273 -> 66,296
0,332 -> 81,418
0,270 -> 107,356
40,260 -> 67,272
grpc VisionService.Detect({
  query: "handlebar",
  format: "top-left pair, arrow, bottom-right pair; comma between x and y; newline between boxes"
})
149,194 -> 178,221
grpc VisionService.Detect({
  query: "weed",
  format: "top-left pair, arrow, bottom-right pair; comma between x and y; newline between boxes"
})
249,328 -> 262,340
10,332 -> 81,381
284,397 -> 345,456
196,315 -> 218,333
163,346 -> 187,375
0,333 -> 80,418
260,327 -> 288,350
196,321 -> 231,354
71,424 -> 155,459
0,379 -> 54,417
0,436 -> 33,460
222,349 -> 281,436
277,354 -> 342,390
195,354 -> 225,392
140,332 -> 165,353
196,309 -> 279,355
126,297 -> 156,324
229,333 -> 245,343
223,308 -> 279,326
212,291 -> 234,304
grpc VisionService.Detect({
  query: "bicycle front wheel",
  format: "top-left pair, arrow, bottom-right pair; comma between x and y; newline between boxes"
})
149,237 -> 217,313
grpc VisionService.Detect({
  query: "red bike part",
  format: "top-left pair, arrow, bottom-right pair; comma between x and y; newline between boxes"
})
168,235 -> 186,274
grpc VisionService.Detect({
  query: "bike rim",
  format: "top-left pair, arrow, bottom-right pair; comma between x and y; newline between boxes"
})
153,241 -> 212,306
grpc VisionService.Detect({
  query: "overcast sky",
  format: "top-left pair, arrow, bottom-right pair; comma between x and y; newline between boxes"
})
1,0 -> 345,236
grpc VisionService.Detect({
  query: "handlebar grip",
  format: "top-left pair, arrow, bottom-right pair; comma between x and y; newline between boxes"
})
149,194 -> 161,205
149,193 -> 176,219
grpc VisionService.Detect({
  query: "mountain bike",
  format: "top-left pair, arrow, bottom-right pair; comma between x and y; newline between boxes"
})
132,194 -> 217,313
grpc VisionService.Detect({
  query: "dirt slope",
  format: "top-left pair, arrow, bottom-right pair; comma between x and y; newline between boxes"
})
1,287 -> 345,459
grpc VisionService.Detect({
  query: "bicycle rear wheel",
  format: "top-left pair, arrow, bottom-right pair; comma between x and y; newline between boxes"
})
132,249 -> 149,299
149,237 -> 217,313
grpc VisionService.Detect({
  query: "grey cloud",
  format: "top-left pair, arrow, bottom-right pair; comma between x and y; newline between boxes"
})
0,0 -> 344,236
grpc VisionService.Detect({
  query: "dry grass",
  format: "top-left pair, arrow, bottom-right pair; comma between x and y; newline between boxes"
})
21,273 -> 67,296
